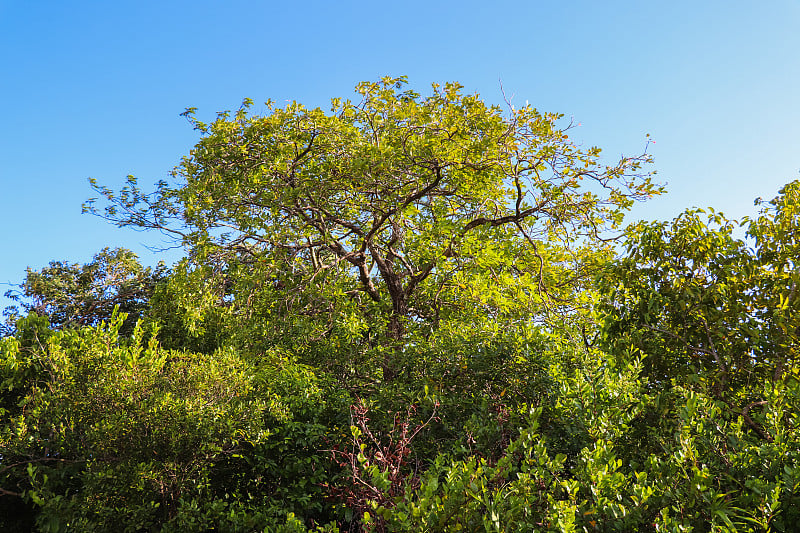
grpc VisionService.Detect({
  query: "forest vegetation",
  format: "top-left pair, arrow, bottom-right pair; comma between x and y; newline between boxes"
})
2,78 -> 798,532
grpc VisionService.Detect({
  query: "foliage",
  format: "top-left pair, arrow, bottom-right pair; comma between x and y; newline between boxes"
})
327,399 -> 439,530
3,78 -> 798,531
370,345 -> 800,532
0,312 -> 343,531
3,248 -> 166,337
85,76 -> 660,380
597,182 -> 800,440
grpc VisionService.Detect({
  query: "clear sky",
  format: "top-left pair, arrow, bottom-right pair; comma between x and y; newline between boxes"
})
2,1 -> 799,312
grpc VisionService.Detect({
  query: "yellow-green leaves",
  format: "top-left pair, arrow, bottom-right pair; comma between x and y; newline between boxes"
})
86,78 -> 660,381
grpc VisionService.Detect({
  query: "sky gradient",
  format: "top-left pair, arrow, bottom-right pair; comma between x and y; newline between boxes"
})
2,1 -> 799,312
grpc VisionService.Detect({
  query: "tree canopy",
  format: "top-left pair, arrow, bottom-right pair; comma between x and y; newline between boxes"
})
3,247 -> 166,337
86,76 -> 659,378
2,79 -> 799,532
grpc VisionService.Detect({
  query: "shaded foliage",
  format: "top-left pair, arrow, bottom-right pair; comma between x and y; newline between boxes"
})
3,248 -> 166,337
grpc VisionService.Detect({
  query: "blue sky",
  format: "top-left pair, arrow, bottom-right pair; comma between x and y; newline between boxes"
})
2,1 -> 799,312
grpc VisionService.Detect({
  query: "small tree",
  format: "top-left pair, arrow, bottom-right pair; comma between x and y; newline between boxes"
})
3,248 -> 166,336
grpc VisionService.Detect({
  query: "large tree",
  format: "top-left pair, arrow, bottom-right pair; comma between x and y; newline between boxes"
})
87,77 -> 660,376
597,180 -> 800,440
